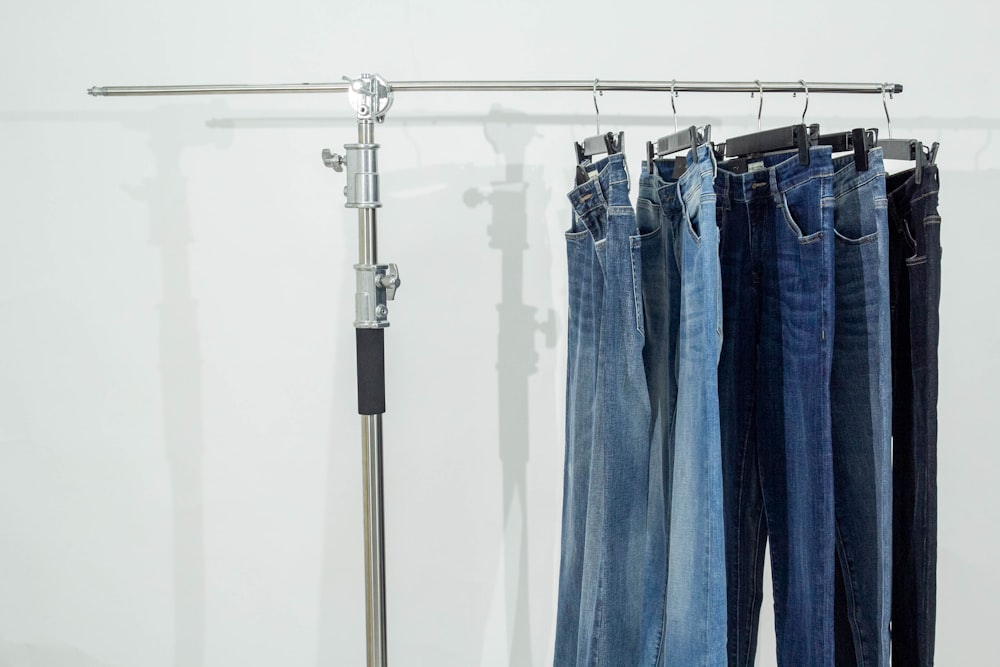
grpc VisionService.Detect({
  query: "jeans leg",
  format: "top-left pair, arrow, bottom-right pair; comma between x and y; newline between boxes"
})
830,152 -> 892,666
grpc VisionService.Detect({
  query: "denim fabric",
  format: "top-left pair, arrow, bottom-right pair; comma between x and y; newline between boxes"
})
887,164 -> 941,667
638,144 -> 727,666
829,148 -> 892,667
555,153 -> 654,665
636,159 -> 676,667
555,158 -> 607,667
716,146 -> 836,667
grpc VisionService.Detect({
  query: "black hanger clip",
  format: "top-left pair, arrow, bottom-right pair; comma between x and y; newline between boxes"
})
724,123 -> 819,167
877,134 -> 939,185
851,127 -> 870,171
575,131 -> 624,185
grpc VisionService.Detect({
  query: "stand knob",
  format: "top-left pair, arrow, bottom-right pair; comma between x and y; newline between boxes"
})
321,149 -> 345,172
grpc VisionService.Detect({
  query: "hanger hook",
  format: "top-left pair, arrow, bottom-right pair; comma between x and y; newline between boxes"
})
671,79 -> 678,133
754,79 -> 763,131
592,78 -> 601,134
881,83 -> 893,139
798,79 -> 809,124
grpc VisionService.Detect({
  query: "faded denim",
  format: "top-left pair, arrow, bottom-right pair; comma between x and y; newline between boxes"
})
637,143 -> 727,666
555,153 -> 655,665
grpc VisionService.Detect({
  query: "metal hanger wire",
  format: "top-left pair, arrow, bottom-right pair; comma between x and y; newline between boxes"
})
592,78 -> 602,134
752,79 -> 764,130
799,79 -> 810,124
881,83 -> 894,139
671,79 -> 678,133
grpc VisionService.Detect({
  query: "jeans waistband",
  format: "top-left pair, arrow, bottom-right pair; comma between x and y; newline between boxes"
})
886,164 -> 940,214
678,143 -> 718,212
832,147 -> 886,198
567,152 -> 632,219
639,143 -> 716,211
715,145 -> 834,203
886,164 -> 940,257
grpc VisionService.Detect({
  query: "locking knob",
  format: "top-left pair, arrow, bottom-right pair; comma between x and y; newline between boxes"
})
321,149 -> 345,172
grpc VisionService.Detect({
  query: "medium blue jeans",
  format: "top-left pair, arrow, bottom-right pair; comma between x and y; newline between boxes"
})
716,147 -> 836,666
555,153 -> 654,665
829,148 -> 892,667
638,143 -> 727,666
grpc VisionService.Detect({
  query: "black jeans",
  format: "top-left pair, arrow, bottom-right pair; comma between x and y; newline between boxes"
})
887,164 -> 941,666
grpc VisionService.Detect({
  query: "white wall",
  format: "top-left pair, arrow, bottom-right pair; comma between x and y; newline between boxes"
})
1,1 -> 997,665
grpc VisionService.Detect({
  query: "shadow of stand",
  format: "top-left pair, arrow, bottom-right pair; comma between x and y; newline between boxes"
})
123,105 -> 230,667
466,106 -> 556,666
0,103 -> 228,667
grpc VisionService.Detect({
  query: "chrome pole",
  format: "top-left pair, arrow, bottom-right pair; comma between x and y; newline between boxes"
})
88,79 -> 904,97
356,116 -> 387,667
362,411 -> 387,667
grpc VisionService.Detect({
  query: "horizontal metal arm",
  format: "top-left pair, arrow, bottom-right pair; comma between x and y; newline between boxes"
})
87,79 -> 904,97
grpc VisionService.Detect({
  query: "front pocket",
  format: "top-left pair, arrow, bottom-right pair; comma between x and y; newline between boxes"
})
779,191 -> 824,244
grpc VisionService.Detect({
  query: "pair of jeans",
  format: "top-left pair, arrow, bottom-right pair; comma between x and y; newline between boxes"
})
637,143 -> 727,666
887,164 -> 941,667
829,148 -> 892,666
716,146 -> 836,666
555,153 -> 654,664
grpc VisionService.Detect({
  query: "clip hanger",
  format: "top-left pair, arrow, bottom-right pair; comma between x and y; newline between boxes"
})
817,127 -> 877,171
723,123 -> 819,167
647,126 -> 711,177
645,81 -> 711,177
875,84 -> 938,184
719,80 -> 818,167
574,79 -> 625,185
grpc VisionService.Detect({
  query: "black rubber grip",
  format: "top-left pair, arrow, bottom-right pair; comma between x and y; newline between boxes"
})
356,328 -> 386,415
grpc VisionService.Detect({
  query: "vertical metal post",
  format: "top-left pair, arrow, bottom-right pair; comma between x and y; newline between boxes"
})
323,73 -> 396,667
357,118 -> 388,667
361,411 -> 387,667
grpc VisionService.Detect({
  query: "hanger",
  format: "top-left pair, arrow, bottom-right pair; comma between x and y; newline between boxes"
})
575,78 -> 624,185
817,127 -> 877,171
811,78 -> 877,171
720,79 -> 818,170
646,79 -> 712,177
875,84 -> 938,184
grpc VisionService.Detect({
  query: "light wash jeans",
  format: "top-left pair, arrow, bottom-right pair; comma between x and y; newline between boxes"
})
638,143 -> 727,666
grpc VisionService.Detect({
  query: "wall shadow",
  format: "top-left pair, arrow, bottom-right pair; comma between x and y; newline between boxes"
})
124,104 -> 231,667
464,105 -> 556,665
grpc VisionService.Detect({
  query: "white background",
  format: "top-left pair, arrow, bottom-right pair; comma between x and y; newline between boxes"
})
1,1 -> 997,665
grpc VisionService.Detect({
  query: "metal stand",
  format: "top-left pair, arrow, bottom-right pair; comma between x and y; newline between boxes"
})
322,73 -> 398,667
87,74 -> 908,667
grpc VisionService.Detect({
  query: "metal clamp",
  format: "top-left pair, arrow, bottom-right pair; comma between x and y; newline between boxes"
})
344,73 -> 394,123
344,142 -> 381,208
321,140 -> 381,208
355,263 -> 401,328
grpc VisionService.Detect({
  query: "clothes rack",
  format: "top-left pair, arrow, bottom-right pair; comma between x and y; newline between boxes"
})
86,74 -> 905,667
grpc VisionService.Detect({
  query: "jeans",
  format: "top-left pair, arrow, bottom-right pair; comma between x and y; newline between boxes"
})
887,164 -> 941,667
716,146 -> 836,666
555,153 -> 654,665
635,158 -> 675,666
829,148 -> 892,667
638,143 -> 727,666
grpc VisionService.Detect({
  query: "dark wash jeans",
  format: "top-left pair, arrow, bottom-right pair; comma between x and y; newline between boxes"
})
887,164 -> 941,667
716,146 -> 836,667
555,153 -> 654,665
829,149 -> 892,667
